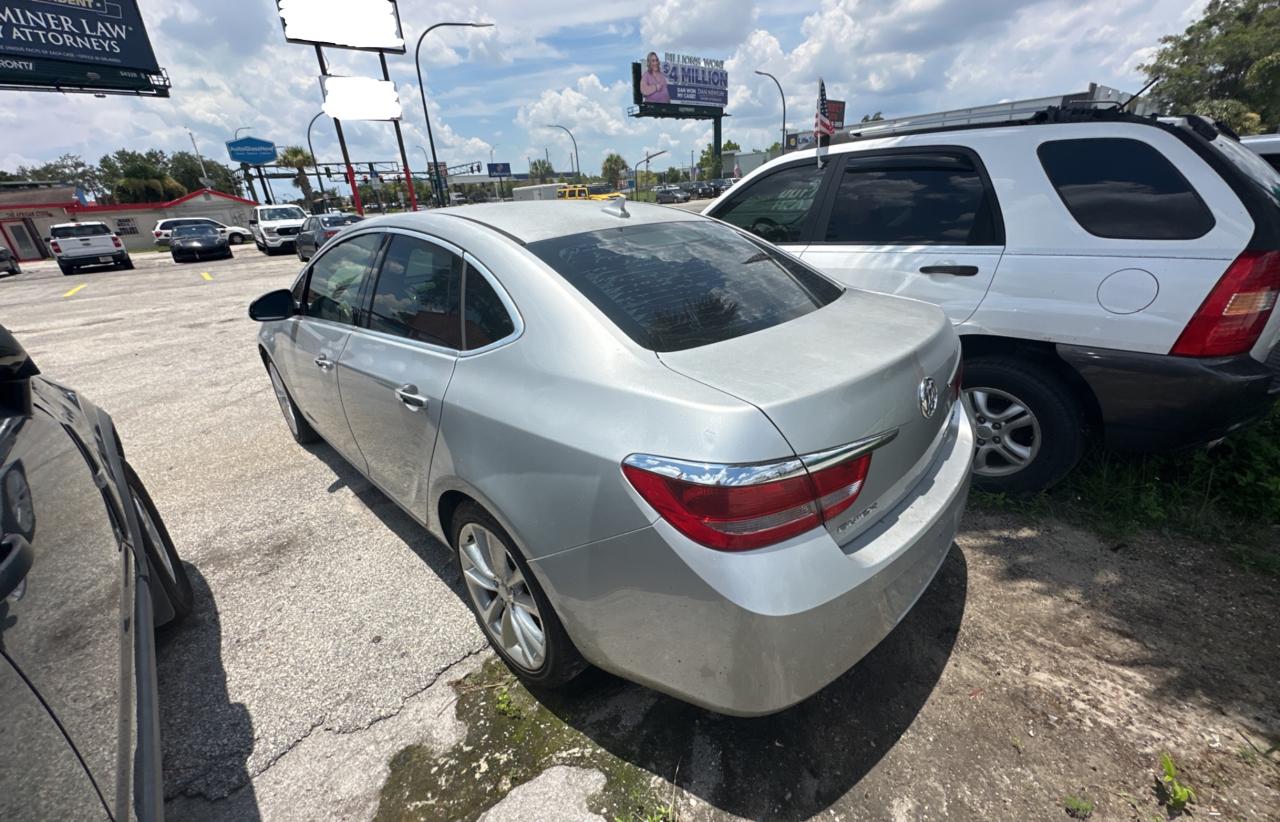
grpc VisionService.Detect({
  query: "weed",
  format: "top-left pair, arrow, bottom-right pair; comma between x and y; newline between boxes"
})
1237,745 -> 1260,766
1063,794 -> 1094,818
494,685 -> 521,718
1158,753 -> 1196,813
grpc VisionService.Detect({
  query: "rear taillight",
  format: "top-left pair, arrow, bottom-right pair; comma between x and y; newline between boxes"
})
623,443 -> 879,551
111,236 -> 122,248
323,230 -> 338,239
1172,251 -> 1280,357
50,240 -> 61,253
154,230 -> 162,238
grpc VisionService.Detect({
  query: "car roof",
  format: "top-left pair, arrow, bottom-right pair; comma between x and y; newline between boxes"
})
378,201 -> 703,244
1242,134 -> 1280,153
51,221 -> 107,228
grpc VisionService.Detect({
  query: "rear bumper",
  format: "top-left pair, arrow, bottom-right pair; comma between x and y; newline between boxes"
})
172,246 -> 230,260
61,251 -> 129,267
532,404 -> 973,716
1058,344 -> 1279,451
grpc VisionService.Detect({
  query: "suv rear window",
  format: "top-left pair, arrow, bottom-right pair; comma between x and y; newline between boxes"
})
527,220 -> 843,352
1037,138 -> 1215,240
50,224 -> 110,238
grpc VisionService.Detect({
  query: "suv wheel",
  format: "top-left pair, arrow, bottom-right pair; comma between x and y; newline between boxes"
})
125,461 -> 193,627
963,357 -> 1086,494
452,502 -> 586,688
58,262 -> 74,276
228,233 -> 245,245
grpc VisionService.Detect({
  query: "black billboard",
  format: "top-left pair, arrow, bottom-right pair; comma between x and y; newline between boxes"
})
0,0 -> 167,95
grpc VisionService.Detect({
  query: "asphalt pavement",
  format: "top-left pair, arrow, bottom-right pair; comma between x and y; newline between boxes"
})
0,250 -> 488,819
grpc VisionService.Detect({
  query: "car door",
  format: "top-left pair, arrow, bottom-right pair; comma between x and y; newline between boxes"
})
285,231 -> 385,469
337,231 -> 465,516
704,160 -> 830,258
798,148 -> 1005,325
0,383 -> 132,820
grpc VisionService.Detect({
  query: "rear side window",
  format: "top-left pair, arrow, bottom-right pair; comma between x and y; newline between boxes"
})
711,163 -> 826,244
51,224 -> 110,238
527,220 -> 843,352
304,233 -> 383,325
368,235 -> 463,349
1208,135 -> 1280,209
823,152 -> 1001,245
463,266 -> 515,350
1038,138 -> 1215,239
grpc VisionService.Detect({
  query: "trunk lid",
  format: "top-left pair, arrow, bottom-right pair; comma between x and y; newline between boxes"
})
658,289 -> 961,545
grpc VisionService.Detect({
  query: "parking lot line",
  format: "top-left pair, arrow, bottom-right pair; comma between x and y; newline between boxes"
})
201,272 -> 213,281
63,284 -> 87,298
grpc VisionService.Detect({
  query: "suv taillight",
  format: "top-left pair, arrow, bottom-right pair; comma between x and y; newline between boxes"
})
1172,251 -> 1280,357
50,240 -> 61,253
622,447 -> 875,551
154,230 -> 163,238
111,236 -> 122,248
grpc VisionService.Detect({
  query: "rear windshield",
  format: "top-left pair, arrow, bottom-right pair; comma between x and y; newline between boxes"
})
527,220 -> 843,352
50,224 -> 110,238
321,215 -> 362,227
1208,134 -> 1280,210
173,225 -> 218,237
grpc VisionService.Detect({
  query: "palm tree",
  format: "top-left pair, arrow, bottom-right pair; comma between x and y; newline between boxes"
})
529,158 -> 554,183
278,145 -> 317,204
113,158 -> 186,203
601,153 -> 627,191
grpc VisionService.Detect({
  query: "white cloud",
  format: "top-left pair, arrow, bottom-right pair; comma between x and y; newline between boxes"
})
640,0 -> 758,50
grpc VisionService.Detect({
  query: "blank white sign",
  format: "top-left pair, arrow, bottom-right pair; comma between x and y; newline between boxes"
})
279,0 -> 405,52
321,76 -> 403,121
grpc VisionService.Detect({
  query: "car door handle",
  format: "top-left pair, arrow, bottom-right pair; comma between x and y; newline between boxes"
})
313,355 -> 334,371
919,265 -> 979,276
394,384 -> 429,411
0,534 -> 34,601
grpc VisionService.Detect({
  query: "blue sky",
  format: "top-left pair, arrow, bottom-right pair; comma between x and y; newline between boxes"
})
1,0 -> 1207,196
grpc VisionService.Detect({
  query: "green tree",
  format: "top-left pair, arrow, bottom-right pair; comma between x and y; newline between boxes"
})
166,151 -> 241,198
15,153 -> 104,198
278,145 -> 317,204
106,152 -> 185,203
529,158 -> 555,183
601,152 -> 627,190
723,139 -> 741,151
860,112 -> 884,123
1140,0 -> 1280,132
664,166 -> 683,183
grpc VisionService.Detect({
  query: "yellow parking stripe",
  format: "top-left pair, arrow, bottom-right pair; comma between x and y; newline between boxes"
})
201,272 -> 213,281
63,284 -> 87,298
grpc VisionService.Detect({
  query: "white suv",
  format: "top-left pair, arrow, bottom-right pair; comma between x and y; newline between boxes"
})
249,205 -> 308,255
705,109 -> 1280,492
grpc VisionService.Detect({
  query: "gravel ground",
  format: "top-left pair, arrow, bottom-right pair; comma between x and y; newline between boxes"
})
2,248 -> 1276,821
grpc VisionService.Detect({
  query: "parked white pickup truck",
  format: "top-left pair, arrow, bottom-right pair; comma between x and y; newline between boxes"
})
47,222 -> 133,275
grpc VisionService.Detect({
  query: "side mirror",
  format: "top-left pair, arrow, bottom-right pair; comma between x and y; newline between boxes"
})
249,219 -> 258,226
248,289 -> 296,322
0,325 -> 38,417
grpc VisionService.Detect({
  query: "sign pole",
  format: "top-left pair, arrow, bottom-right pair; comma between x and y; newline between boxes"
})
240,163 -> 259,203
315,45 -> 362,215
713,114 -> 723,179
380,52 -> 418,212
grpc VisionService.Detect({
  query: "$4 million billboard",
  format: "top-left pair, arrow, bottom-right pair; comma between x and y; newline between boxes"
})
636,51 -> 727,109
0,0 -> 167,95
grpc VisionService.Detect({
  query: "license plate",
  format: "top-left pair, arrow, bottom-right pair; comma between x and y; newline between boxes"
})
99,256 -> 114,263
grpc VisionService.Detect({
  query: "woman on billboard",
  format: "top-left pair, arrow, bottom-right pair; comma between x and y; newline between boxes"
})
640,52 -> 670,103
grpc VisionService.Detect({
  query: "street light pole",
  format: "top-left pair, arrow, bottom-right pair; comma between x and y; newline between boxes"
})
754,70 -> 787,153
234,126 -> 252,139
184,126 -> 209,181
545,124 -> 578,180
415,21 -> 494,208
306,111 -> 327,201
633,149 -> 667,201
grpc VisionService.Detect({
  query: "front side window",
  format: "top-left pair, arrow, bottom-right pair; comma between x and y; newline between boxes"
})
463,266 -> 515,350
304,233 -> 383,325
1038,138 -> 1215,239
711,163 -> 826,244
528,220 -> 843,352
368,235 -> 463,349
824,153 -> 1001,245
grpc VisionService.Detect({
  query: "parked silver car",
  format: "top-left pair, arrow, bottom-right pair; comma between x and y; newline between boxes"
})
248,202 -> 973,715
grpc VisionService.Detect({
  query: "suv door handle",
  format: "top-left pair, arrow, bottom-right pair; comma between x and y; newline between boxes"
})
919,265 -> 979,276
394,384 -> 428,411
0,534 -> 34,601
313,355 -> 334,371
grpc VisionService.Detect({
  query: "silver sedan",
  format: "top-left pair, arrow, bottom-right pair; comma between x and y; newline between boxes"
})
249,201 -> 973,716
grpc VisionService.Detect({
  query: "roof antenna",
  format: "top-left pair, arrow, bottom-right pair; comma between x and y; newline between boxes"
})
601,194 -> 629,219
1118,76 -> 1159,112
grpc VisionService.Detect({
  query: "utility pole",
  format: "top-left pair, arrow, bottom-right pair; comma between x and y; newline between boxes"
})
185,127 -> 210,185
379,51 -> 418,211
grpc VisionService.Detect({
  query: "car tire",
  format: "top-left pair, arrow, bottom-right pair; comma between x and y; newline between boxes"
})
963,356 -> 1087,495
120,256 -> 134,270
58,262 -> 74,275
451,501 -> 587,689
267,361 -> 319,444
296,244 -> 306,262
228,233 -> 245,245
124,461 -> 193,627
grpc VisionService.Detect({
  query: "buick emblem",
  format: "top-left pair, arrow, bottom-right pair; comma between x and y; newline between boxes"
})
918,377 -> 939,419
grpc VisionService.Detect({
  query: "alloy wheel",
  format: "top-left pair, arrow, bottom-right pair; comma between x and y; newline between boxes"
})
458,523 -> 546,671
268,364 -> 299,436
965,386 -> 1041,477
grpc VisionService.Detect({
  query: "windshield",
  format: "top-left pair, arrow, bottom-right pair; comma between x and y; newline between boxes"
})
50,224 -> 110,238
260,207 -> 306,221
1209,134 -> 1280,209
527,220 -> 843,352
174,225 -> 218,237
321,214 -> 362,227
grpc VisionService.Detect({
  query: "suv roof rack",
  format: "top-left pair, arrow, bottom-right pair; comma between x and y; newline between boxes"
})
830,82 -> 1162,145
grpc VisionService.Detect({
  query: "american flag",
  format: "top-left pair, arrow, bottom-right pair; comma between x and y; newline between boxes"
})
814,78 -> 835,140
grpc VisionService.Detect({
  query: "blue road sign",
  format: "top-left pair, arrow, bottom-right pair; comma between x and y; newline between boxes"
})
226,137 -> 278,166
487,162 -> 511,177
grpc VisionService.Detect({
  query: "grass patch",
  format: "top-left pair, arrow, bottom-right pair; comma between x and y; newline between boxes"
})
374,659 -> 670,821
1063,794 -> 1095,818
973,404 -> 1280,576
